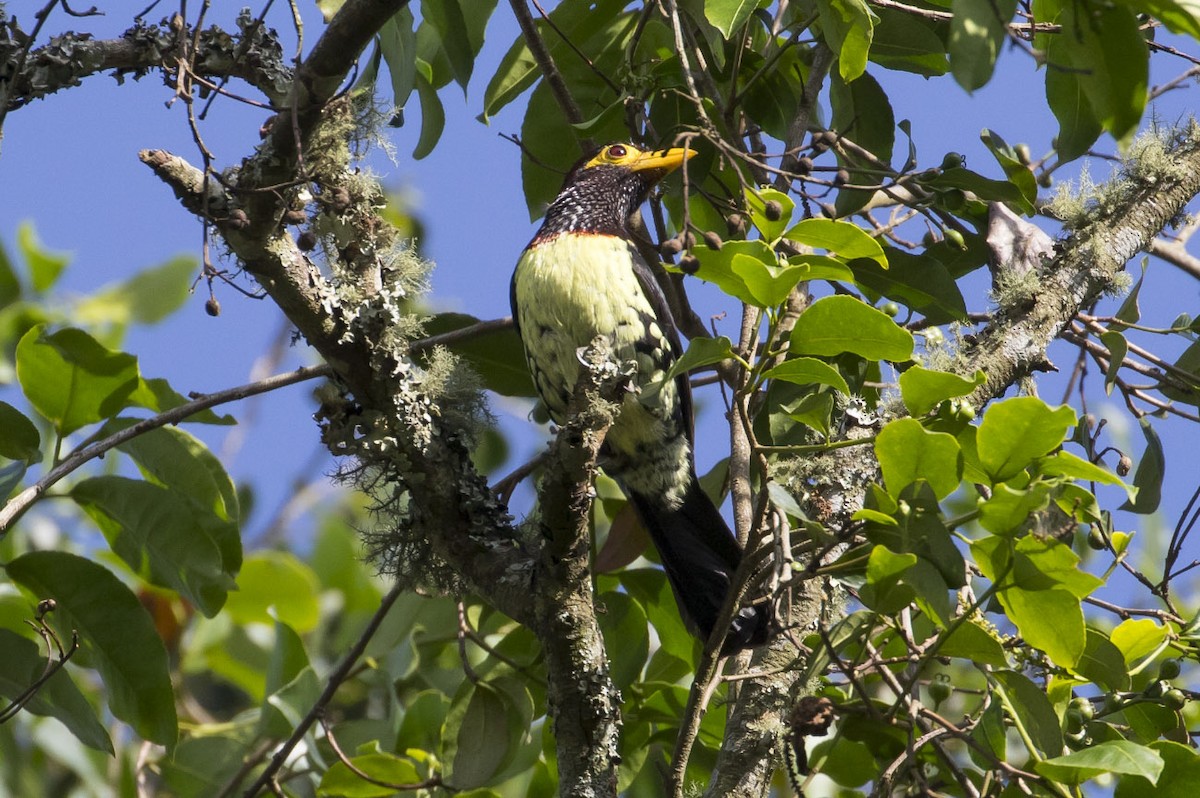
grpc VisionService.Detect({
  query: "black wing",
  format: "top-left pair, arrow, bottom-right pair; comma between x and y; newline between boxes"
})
627,244 -> 696,450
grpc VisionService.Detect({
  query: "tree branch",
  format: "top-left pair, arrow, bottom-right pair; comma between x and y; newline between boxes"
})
0,14 -> 295,113
140,0 -> 538,628
531,337 -> 629,797
962,124 -> 1200,407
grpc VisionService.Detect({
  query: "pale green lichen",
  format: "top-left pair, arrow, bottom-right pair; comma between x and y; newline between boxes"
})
293,98 -> 505,592
1048,123 -> 1200,232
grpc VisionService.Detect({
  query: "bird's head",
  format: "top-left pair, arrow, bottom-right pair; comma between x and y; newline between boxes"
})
536,143 -> 698,239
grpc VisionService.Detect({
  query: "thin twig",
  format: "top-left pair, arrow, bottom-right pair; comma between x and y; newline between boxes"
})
0,315 -> 512,535
242,581 -> 408,797
0,365 -> 329,534
507,0 -> 590,150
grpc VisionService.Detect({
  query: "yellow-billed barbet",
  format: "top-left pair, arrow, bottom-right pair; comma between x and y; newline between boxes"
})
511,143 -> 769,652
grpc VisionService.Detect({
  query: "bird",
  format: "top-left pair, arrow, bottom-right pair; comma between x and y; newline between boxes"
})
510,142 -> 770,653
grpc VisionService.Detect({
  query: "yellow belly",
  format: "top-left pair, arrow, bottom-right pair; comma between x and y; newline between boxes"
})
513,233 -> 691,504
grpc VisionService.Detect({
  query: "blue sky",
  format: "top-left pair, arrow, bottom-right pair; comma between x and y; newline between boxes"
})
1,3 -> 1197,597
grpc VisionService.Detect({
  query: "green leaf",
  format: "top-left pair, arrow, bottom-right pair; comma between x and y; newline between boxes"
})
1110,618 -> 1168,666
598,591 -> 649,691
762,357 -> 850,395
71,476 -> 235,617
790,295 -> 914,361
1038,740 -> 1164,786
317,0 -> 346,20
815,0 -> 877,82
875,417 -> 962,500
621,568 -> 693,664
378,8 -> 418,111
948,0 -> 1016,91
0,400 -> 40,461
786,391 -> 836,437
860,545 -> 918,614
969,700 -> 1007,769
976,397 -> 1076,482
519,47 -> 630,215
1074,629 -> 1130,691
73,255 -> 195,328
979,130 -> 1040,213
1046,62 -> 1103,162
1113,0 -> 1200,38
851,249 -> 968,323
922,165 -> 1030,212
258,620 -> 311,738
265,665 -> 321,728
5,551 -> 177,746
319,753 -> 421,797
686,239 -> 779,306
1115,741 -> 1200,798
444,681 -> 520,788
424,312 -> 535,397
1100,330 -> 1128,395
111,421 -> 241,529
869,7 -> 949,76
1111,259 -> 1145,330
0,461 -> 25,498
783,254 -> 856,283
864,485 -> 967,588
738,43 -> 808,140
899,366 -> 984,416
222,552 -> 321,634
809,737 -> 877,787
0,236 -> 19,309
0,628 -> 113,753
938,619 -> 1008,666
412,70 -> 446,159
18,222 -> 69,293
15,326 -> 139,435
1037,450 -> 1127,490
1123,700 -> 1184,744
666,335 -> 735,382
991,669 -> 1063,758
1161,340 -> 1200,405
1042,0 -> 1148,144
704,0 -> 759,37
830,70 -> 895,216
745,187 -> 795,243
422,0 -> 475,90
1121,418 -> 1164,514
783,218 -> 888,266
974,535 -> 1102,666
977,482 -> 1050,536
730,254 -> 810,308
1013,534 -> 1104,598
397,690 -> 452,753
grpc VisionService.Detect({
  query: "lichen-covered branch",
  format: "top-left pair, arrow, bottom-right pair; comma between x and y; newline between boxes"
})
531,338 -> 628,797
0,11 -> 294,111
963,124 -> 1200,407
137,0 -> 542,628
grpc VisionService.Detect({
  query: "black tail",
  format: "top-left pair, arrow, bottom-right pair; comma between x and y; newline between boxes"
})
627,477 -> 771,653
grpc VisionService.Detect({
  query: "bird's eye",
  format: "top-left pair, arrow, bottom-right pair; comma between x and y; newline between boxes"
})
607,144 -> 627,160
